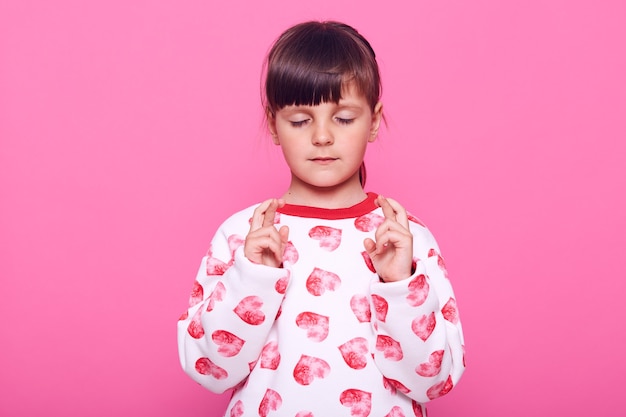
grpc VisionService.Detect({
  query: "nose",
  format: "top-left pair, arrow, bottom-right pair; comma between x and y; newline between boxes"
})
312,122 -> 334,146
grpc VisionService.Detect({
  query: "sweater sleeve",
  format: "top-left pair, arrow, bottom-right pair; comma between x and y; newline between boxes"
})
368,224 -> 465,403
177,223 -> 290,393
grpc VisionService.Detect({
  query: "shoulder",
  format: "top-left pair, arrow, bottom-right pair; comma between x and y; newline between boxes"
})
404,212 -> 444,262
217,201 -> 261,232
380,195 -> 442,254
205,201 -> 260,257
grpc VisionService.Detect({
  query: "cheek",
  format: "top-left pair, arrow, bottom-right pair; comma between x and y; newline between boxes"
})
279,143 -> 301,163
348,133 -> 371,153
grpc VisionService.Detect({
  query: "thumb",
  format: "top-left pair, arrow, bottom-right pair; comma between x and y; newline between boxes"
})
279,225 -> 290,244
363,238 -> 376,255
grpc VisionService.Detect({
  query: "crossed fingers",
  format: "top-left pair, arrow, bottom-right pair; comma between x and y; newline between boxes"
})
363,195 -> 414,282
245,198 -> 289,268
375,195 -> 411,249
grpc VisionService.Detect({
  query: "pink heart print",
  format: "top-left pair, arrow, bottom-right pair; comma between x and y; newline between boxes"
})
376,335 -> 403,361
187,307 -> 205,339
428,248 -> 448,277
412,401 -> 424,417
306,268 -> 341,296
295,412 -> 314,417
415,350 -> 444,377
360,251 -> 376,273
230,400 -> 244,417
259,388 -> 282,417
205,234 -> 243,275
411,312 -> 436,342
189,280 -> 203,307
293,355 -> 330,385
274,275 -> 290,294
260,341 -> 280,370
384,406 -> 406,417
338,337 -> 369,370
383,377 -> 411,395
354,212 -> 385,232
442,297 -> 459,324
207,281 -> 226,312
206,244 -> 231,275
371,294 -> 389,322
296,311 -> 330,342
212,330 -> 245,357
233,296 -> 265,325
195,357 -> 227,380
308,225 -> 342,251
406,275 -> 430,307
340,389 -> 372,417
407,212 -> 426,227
350,294 -> 372,323
426,376 -> 453,400
283,241 -> 299,265
227,234 -> 245,255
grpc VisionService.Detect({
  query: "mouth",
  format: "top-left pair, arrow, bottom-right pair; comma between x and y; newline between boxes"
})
310,157 -> 338,165
310,157 -> 338,162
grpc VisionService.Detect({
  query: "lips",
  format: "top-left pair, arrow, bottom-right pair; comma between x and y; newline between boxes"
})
310,157 -> 338,163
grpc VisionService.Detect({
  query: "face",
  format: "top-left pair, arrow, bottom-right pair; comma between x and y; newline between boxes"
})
269,83 -> 382,196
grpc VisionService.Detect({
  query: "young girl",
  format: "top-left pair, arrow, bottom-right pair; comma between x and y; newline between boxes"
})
178,21 -> 465,417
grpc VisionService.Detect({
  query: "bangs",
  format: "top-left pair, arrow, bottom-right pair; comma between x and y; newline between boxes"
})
266,65 -> 345,111
265,22 -> 379,114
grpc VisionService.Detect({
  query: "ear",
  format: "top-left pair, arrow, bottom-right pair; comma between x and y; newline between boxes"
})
369,101 -> 383,143
267,109 -> 280,145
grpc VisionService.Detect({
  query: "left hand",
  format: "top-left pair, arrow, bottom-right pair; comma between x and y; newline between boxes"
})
363,195 -> 414,282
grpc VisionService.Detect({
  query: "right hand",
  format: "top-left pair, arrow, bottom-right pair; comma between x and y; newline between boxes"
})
244,198 -> 290,268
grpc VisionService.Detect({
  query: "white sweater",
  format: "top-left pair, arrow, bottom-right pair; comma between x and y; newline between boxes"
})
177,193 -> 465,417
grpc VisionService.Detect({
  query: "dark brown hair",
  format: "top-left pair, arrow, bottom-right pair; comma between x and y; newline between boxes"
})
263,21 -> 382,185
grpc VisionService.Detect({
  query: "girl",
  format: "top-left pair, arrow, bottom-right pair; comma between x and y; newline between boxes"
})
178,21 -> 465,417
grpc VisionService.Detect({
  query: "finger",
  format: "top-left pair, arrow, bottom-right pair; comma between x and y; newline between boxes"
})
262,236 -> 284,257
262,198 -> 286,228
377,195 -> 398,222
247,233 -> 284,265
250,199 -> 274,232
384,197 -> 410,229
262,199 -> 278,228
278,225 -> 290,244
363,238 -> 377,256
373,221 -> 413,253
247,223 -> 284,245
266,231 -> 288,266
377,228 -> 411,249
374,218 -> 405,242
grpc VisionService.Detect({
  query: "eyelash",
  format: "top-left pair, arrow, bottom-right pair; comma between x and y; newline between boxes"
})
289,118 -> 354,127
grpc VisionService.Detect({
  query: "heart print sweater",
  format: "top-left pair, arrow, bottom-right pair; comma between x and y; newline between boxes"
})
177,193 -> 466,417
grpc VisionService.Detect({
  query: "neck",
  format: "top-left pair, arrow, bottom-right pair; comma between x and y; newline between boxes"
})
282,176 -> 367,209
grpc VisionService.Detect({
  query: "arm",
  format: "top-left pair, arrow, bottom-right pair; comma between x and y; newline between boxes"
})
363,196 -> 465,403
177,205 -> 290,393
369,224 -> 465,403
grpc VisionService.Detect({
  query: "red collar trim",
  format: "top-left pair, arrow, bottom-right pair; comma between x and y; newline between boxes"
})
278,192 -> 378,220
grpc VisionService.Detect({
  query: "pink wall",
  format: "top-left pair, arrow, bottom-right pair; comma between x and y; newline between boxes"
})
2,0 -> 625,416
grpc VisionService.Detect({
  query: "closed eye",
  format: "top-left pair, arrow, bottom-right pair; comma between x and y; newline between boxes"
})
336,118 -> 354,125
290,119 -> 309,127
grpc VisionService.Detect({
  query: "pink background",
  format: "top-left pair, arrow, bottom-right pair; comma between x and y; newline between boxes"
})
1,0 -> 625,416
